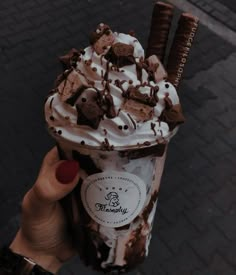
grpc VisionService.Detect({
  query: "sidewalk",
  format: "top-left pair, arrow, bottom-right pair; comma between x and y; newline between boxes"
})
0,0 -> 236,274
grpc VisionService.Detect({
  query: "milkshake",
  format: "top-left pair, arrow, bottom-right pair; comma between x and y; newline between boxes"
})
44,4 -> 197,271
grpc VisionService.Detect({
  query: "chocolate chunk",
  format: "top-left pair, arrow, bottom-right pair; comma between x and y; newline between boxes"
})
54,68 -> 73,88
145,55 -> 167,83
160,103 -> 185,130
122,99 -> 154,122
57,70 -> 88,102
120,143 -> 166,159
65,85 -> 88,106
75,88 -> 104,129
124,86 -> 156,107
105,42 -> 135,67
89,23 -> 112,45
59,48 -> 80,70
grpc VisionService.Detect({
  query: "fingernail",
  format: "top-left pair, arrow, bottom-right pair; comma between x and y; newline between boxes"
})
56,161 -> 79,184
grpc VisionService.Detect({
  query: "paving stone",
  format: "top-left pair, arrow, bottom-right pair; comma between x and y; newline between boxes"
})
149,235 -> 172,262
158,191 -> 193,223
162,244 -> 205,275
210,182 -> 236,212
211,10 -> 230,25
159,216 -> 199,252
189,226 -> 230,263
201,4 -> 213,13
227,18 -> 236,31
203,158 -> 235,189
154,208 -> 172,231
199,137 -> 232,161
218,241 -> 236,269
195,118 -> 225,144
185,199 -> 223,232
217,0 -> 236,12
181,175 -> 217,200
211,1 -> 229,13
215,212 -> 236,241
208,254 -> 236,275
221,127 -> 236,148
192,270 -> 215,275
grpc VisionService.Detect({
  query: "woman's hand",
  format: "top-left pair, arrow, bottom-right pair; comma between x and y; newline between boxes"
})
10,147 -> 79,273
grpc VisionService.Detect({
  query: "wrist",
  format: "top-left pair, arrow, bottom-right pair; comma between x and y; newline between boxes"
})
0,246 -> 54,275
9,231 -> 62,274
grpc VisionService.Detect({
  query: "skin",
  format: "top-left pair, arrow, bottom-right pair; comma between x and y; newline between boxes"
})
10,147 -> 80,273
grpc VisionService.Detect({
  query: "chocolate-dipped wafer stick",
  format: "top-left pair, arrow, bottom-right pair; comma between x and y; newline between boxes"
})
167,13 -> 199,89
146,1 -> 174,62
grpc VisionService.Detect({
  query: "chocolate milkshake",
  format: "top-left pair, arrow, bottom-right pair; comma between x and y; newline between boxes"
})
44,9 -> 193,272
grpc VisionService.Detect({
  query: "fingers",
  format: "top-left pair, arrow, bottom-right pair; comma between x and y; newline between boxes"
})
21,158 -> 80,223
25,146 -> 79,207
34,160 -> 80,204
42,146 -> 59,167
55,161 -> 79,184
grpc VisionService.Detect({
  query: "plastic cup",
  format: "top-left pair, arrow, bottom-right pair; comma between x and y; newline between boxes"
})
56,138 -> 167,273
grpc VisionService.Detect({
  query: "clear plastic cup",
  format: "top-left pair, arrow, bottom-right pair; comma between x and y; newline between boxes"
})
57,139 -> 167,273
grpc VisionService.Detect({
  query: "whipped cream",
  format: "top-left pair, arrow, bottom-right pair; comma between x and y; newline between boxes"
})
45,26 -> 183,150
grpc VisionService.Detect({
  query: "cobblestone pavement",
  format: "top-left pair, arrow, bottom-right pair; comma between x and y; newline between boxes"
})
188,0 -> 236,31
0,0 -> 236,274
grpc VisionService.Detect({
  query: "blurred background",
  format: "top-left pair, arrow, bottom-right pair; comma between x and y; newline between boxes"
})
0,0 -> 236,274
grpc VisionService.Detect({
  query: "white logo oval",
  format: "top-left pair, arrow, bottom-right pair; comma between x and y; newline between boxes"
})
81,171 -> 146,227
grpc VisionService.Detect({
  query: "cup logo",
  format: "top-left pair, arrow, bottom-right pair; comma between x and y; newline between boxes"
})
105,192 -> 120,207
81,171 -> 146,227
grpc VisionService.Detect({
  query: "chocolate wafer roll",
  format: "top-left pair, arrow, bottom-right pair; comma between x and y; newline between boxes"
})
146,1 -> 174,62
167,13 -> 199,89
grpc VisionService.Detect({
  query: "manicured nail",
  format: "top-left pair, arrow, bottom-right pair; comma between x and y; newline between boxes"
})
56,161 -> 79,184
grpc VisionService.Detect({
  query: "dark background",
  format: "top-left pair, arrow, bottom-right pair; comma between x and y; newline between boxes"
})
1,0 -> 236,274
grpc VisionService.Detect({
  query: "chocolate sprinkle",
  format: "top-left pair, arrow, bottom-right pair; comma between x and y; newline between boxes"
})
143,141 -> 151,146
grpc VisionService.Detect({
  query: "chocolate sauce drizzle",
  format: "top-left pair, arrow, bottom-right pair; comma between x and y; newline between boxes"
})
151,122 -> 157,136
101,138 -> 114,151
49,97 -> 54,109
127,113 -> 137,129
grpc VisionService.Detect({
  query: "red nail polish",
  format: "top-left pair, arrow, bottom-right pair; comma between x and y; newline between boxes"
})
56,161 -> 79,184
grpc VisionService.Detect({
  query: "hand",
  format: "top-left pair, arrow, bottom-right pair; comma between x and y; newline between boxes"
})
9,147 -> 80,273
